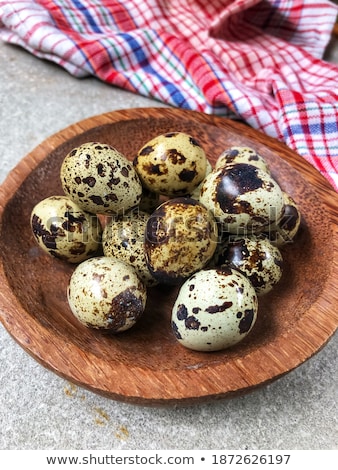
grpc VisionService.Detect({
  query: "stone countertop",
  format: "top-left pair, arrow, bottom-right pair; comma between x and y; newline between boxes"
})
0,38 -> 337,450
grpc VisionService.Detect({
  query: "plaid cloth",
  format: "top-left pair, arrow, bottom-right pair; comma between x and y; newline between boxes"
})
1,1 -> 337,190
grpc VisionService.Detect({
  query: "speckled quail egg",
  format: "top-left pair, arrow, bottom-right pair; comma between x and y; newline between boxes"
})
30,195 -> 102,263
199,163 -> 284,234
133,132 -> 207,197
102,209 -> 157,286
60,142 -> 142,215
171,266 -> 258,352
215,146 -> 270,173
144,197 -> 218,284
266,192 -> 301,247
214,234 -> 283,296
67,257 -> 147,331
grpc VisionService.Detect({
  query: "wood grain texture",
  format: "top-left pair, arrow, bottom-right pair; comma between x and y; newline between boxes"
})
333,22 -> 338,38
0,107 -> 337,406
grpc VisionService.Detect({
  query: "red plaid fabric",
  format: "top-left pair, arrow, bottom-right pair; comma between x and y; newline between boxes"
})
1,0 -> 337,189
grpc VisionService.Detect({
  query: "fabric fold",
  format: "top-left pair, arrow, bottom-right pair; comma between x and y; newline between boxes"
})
0,0 -> 337,189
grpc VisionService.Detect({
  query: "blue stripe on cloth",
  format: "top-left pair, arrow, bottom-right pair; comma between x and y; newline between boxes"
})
323,120 -> 338,134
289,120 -> 338,136
120,32 -> 189,108
71,0 -> 103,33
51,1 -> 96,73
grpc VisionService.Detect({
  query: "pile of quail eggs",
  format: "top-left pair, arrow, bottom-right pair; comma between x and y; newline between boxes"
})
30,132 -> 301,352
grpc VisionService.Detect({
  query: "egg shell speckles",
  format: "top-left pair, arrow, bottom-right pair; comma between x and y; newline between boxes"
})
102,209 -> 158,287
199,163 -> 284,234
60,142 -> 142,215
145,197 -> 218,284
215,234 -> 283,296
171,267 -> 258,352
134,132 -> 207,197
67,257 -> 147,332
215,146 -> 270,174
30,195 -> 102,263
266,192 -> 301,247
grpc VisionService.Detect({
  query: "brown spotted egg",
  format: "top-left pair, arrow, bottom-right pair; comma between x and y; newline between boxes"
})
102,209 -> 157,286
60,142 -> 142,215
266,192 -> 301,247
134,132 -> 207,197
30,195 -> 102,263
67,257 -> 147,331
215,146 -> 270,173
199,163 -> 284,234
214,234 -> 283,296
145,197 -> 218,284
171,267 -> 258,352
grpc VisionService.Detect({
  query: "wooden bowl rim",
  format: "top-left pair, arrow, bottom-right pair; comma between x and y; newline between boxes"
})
0,107 -> 337,406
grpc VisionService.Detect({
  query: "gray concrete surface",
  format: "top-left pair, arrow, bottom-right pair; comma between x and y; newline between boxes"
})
0,38 -> 337,450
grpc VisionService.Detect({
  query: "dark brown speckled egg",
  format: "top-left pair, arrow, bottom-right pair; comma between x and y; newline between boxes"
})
266,192 -> 301,246
60,142 -> 142,215
215,146 -> 270,173
67,257 -> 147,331
144,197 -> 218,284
199,163 -> 284,234
171,267 -> 258,352
102,209 -> 158,287
30,195 -> 102,263
134,132 -> 207,197
214,234 -> 283,296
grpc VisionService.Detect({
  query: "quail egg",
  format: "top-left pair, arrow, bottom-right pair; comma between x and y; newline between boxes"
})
266,192 -> 301,246
215,146 -> 270,173
134,132 -> 207,197
171,266 -> 258,352
30,195 -> 102,263
102,209 -> 157,286
214,234 -> 283,295
67,257 -> 147,331
145,197 -> 218,284
60,142 -> 142,215
199,163 -> 284,234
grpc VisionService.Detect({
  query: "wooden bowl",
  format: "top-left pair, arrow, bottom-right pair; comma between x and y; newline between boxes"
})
0,108 -> 337,406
